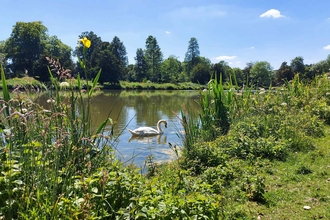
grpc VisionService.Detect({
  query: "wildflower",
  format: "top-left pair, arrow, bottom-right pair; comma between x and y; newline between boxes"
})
3,128 -> 12,136
79,37 -> 91,48
281,102 -> 287,106
47,98 -> 55,103
21,108 -> 28,113
60,82 -> 70,88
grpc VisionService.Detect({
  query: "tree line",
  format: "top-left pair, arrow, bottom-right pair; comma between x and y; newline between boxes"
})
1,21 -> 330,87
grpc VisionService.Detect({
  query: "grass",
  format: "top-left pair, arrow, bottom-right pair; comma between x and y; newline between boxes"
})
0,77 -> 206,91
2,49 -> 330,218
254,129 -> 330,219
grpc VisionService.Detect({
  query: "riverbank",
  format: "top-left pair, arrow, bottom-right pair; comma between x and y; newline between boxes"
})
0,76 -> 206,90
1,70 -> 330,218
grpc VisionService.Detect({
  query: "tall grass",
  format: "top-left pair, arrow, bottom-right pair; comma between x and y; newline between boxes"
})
179,72 -> 330,173
0,41 -> 125,218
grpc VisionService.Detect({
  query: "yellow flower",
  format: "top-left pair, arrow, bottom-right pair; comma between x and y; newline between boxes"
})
79,37 -> 91,48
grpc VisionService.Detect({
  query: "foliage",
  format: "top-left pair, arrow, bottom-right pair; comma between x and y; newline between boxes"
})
4,21 -> 73,81
190,61 -> 211,84
184,37 -> 200,76
160,55 -> 182,83
212,60 -> 232,83
249,61 -> 273,87
274,61 -> 294,85
133,48 -> 148,82
1,65 -> 330,219
4,21 -> 48,78
291,56 -> 305,75
144,35 -> 163,82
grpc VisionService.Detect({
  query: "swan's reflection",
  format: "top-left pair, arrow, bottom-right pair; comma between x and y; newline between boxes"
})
128,134 -> 167,144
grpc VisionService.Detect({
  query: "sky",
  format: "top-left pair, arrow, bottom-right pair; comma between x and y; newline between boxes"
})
1,0 -> 330,69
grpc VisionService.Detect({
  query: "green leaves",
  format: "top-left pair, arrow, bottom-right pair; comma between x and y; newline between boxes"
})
1,64 -> 10,117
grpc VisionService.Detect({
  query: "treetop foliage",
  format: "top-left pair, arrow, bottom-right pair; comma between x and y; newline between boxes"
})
1,21 -> 329,86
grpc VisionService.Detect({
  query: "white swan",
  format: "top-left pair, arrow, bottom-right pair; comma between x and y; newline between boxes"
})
128,119 -> 167,136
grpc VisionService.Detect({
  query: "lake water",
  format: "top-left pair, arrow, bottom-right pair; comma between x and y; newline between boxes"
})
91,90 -> 201,170
37,90 -> 201,170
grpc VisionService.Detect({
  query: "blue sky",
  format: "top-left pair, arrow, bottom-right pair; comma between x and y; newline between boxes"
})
1,0 -> 330,69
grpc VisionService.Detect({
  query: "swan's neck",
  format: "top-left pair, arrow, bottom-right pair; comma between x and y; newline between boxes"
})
157,121 -> 164,133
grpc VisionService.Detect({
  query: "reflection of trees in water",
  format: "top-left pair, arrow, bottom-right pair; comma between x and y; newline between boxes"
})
35,90 -> 200,135
126,90 -> 200,126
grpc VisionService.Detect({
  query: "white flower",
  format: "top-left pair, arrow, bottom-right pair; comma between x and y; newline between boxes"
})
60,82 -> 70,88
281,102 -> 288,106
47,99 -> 55,103
21,108 -> 28,113
3,128 -> 12,136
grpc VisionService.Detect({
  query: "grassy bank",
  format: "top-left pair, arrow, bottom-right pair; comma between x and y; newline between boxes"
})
1,49 -> 330,218
0,76 -> 206,91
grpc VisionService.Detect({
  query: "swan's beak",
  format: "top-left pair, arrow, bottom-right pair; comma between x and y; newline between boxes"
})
165,123 -> 168,128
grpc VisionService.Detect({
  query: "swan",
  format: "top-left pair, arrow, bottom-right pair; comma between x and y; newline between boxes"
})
128,119 -> 167,136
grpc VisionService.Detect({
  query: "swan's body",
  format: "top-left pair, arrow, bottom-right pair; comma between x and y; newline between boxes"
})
128,119 -> 167,136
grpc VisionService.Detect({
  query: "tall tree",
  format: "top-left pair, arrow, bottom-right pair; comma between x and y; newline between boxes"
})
144,35 -> 163,82
190,56 -> 211,84
160,55 -> 181,83
231,67 -> 245,86
290,56 -> 305,75
134,48 -> 148,82
212,60 -> 231,82
74,31 -> 102,79
274,61 -> 293,85
4,21 -> 48,78
243,62 -> 254,86
250,61 -> 273,87
91,42 -> 121,84
184,37 -> 200,76
110,36 -> 128,67
0,41 -> 7,68
110,36 -> 128,80
37,35 -> 73,81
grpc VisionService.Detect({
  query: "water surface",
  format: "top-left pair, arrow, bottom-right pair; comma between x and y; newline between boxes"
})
50,90 -> 201,169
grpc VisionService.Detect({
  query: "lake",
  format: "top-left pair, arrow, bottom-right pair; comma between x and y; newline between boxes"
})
39,89 -> 201,170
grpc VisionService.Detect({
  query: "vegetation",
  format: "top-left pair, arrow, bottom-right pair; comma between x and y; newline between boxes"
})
2,34 -> 330,218
1,21 -> 330,90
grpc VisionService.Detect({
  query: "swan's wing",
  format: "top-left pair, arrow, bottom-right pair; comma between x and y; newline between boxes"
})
129,126 -> 159,136
134,127 -> 158,133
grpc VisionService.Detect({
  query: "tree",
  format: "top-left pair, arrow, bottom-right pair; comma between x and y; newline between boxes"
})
37,35 -> 73,81
250,61 -> 273,87
160,55 -> 181,83
4,21 -> 48,78
134,48 -> 148,82
74,31 -> 102,79
243,62 -> 254,86
110,36 -> 128,67
290,56 -> 305,75
144,35 -> 163,82
190,57 -> 211,84
212,60 -> 231,82
184,37 -> 200,76
274,61 -> 293,85
231,67 -> 245,86
91,42 -> 121,84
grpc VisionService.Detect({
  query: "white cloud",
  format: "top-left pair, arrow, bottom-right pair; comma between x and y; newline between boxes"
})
250,46 -> 254,49
216,55 -> 237,60
165,31 -> 171,34
323,45 -> 330,50
260,9 -> 285,18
